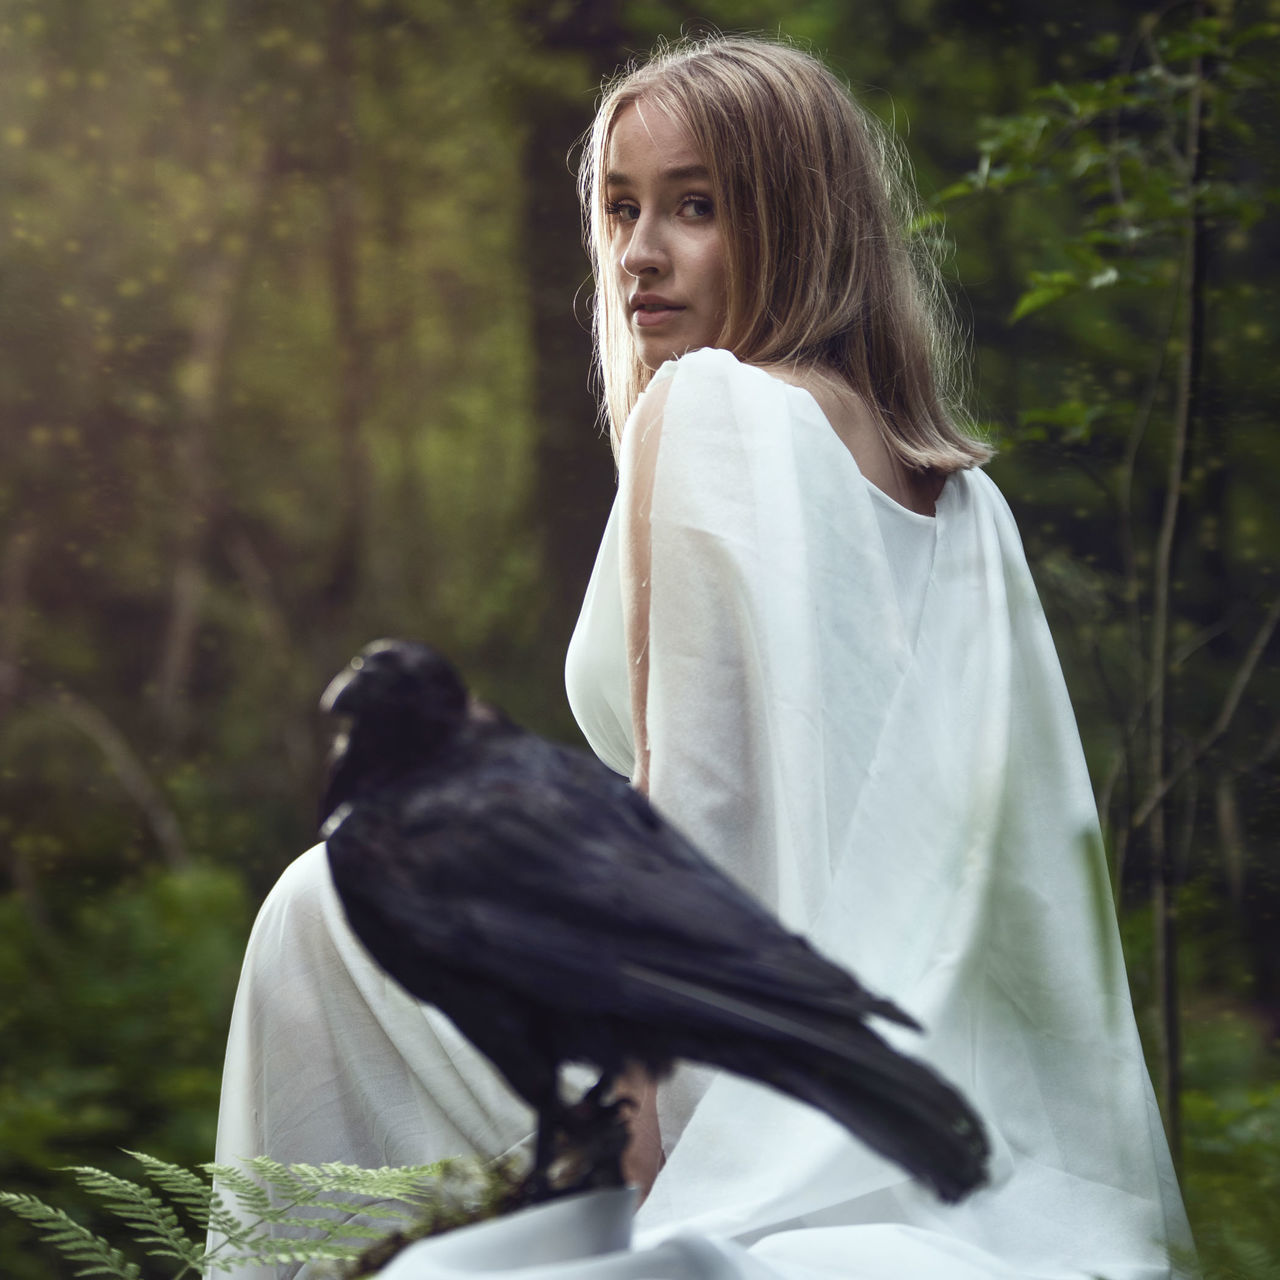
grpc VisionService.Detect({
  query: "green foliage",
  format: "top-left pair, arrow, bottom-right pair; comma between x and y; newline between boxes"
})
937,1 -> 1280,938
933,6 -> 1280,1266
0,866 -> 247,1166
0,865 -> 249,1277
0,0 -> 1276,1272
946,11 -> 1277,332
0,1192 -> 141,1280
1184,1085 -> 1280,1278
0,1151 -> 523,1279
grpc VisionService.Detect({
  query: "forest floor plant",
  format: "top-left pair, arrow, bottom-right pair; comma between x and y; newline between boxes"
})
0,1150 -> 525,1278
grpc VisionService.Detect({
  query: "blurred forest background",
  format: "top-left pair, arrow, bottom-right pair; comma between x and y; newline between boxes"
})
0,0 -> 1276,1275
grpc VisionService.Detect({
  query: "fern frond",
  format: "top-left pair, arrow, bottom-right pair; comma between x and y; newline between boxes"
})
64,1166 -> 201,1266
239,1157 -> 314,1205
320,1221 -> 397,1242
0,1192 -> 143,1280
266,1212 -> 401,1235
205,1163 -> 274,1219
204,1196 -> 254,1247
221,1237 -> 368,1266
312,1160 -> 450,1198
272,1198 -> 409,1219
244,1156 -> 448,1205
202,1152 -> 525,1277
124,1150 -> 214,1232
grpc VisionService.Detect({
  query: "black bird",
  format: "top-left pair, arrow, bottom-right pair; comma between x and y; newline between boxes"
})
321,639 -> 989,1203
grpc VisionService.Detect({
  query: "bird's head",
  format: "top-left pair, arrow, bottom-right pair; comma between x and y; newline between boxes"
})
322,639 -> 469,741
319,640 -> 485,832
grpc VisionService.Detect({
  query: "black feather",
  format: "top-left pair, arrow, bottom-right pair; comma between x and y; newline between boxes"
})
321,639 -> 990,1203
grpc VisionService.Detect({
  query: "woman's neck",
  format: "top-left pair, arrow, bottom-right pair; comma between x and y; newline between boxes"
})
757,360 -> 942,516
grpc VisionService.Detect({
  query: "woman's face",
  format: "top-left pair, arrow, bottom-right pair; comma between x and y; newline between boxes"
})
605,101 -> 727,371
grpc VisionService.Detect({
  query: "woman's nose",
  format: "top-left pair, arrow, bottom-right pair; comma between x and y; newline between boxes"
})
620,215 -> 667,277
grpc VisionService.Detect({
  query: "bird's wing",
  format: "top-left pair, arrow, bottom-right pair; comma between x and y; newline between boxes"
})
327,740 -> 991,1205
328,744 -> 914,1048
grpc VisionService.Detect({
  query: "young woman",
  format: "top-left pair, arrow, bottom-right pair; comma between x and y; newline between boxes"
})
210,34 -> 1193,1280
563,34 -> 1194,1278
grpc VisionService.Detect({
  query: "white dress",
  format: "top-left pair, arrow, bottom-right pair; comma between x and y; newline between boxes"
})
209,347 -> 1192,1280
563,348 -> 1193,1278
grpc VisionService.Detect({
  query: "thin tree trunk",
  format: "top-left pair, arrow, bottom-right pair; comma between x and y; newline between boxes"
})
0,524 -> 34,719
372,31 -> 430,612
0,525 -> 51,937
1147,6 -> 1208,1166
154,159 -> 270,743
521,1 -> 624,669
1215,772 -> 1245,909
53,691 -> 191,870
227,530 -> 315,801
321,0 -> 370,614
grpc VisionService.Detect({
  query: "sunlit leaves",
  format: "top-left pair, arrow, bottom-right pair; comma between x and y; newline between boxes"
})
944,10 -> 1275,342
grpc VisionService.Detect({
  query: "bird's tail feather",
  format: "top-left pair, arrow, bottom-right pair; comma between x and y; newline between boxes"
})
761,1039 -> 990,1203
622,962 -> 989,1200
621,963 -> 917,1050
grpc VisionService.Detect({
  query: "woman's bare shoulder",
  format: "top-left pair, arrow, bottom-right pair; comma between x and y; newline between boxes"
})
756,362 -> 942,516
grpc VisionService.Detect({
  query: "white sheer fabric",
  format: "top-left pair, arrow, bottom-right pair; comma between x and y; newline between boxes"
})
206,848 -> 535,1280
209,346 -> 1192,1280
564,349 -> 1193,1278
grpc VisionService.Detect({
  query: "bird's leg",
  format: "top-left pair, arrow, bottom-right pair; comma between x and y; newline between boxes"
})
525,1098 -> 563,1202
543,1068 -> 632,1194
526,1064 -> 655,1198
571,1070 -> 618,1125
581,1101 -> 630,1189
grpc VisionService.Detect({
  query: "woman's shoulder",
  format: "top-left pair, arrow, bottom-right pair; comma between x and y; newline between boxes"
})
267,842 -> 332,900
630,347 -> 795,443
649,345 -> 774,394
622,349 -> 761,465
249,843 -> 339,940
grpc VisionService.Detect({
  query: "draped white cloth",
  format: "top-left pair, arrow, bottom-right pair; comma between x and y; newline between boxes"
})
209,346 -> 1192,1279
206,846 -> 536,1280
564,349 -> 1193,1278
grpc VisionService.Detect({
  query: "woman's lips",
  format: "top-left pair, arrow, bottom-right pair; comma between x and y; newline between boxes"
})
634,306 -> 684,327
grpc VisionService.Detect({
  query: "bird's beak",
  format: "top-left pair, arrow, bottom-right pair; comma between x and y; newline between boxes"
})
320,801 -> 353,840
467,693 -> 497,724
321,666 -> 357,716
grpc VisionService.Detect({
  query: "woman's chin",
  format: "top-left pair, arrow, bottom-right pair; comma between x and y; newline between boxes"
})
634,335 -> 714,372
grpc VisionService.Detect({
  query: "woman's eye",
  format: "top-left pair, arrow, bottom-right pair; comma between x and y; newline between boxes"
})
605,200 -> 639,222
679,196 -> 714,218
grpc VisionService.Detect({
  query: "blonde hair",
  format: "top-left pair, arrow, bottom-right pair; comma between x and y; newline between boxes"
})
579,35 -> 990,472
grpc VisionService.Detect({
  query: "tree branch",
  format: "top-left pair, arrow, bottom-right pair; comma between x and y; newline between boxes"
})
49,690 -> 191,871
1132,590 -> 1280,832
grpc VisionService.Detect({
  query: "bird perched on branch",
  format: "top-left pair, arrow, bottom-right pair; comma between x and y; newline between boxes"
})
320,639 -> 989,1203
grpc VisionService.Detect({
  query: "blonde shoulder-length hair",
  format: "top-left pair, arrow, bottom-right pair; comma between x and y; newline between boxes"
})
579,35 -> 990,473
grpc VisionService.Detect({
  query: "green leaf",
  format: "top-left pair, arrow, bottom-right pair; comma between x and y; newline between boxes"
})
64,1165 -> 198,1262
0,1192 -> 142,1280
1017,400 -> 1106,444
1010,271 -> 1079,322
124,1151 -> 213,1233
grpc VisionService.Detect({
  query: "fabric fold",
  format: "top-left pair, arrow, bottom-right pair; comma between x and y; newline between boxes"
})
566,347 -> 1192,1278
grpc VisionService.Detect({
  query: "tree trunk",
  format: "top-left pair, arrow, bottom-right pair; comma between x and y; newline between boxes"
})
1147,6 -> 1209,1166
154,157 -> 270,744
520,1 -> 624,677
0,524 -> 34,719
321,0 -> 371,616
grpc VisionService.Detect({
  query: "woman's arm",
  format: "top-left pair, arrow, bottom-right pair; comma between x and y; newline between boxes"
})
615,374 -> 672,1195
618,374 -> 671,797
